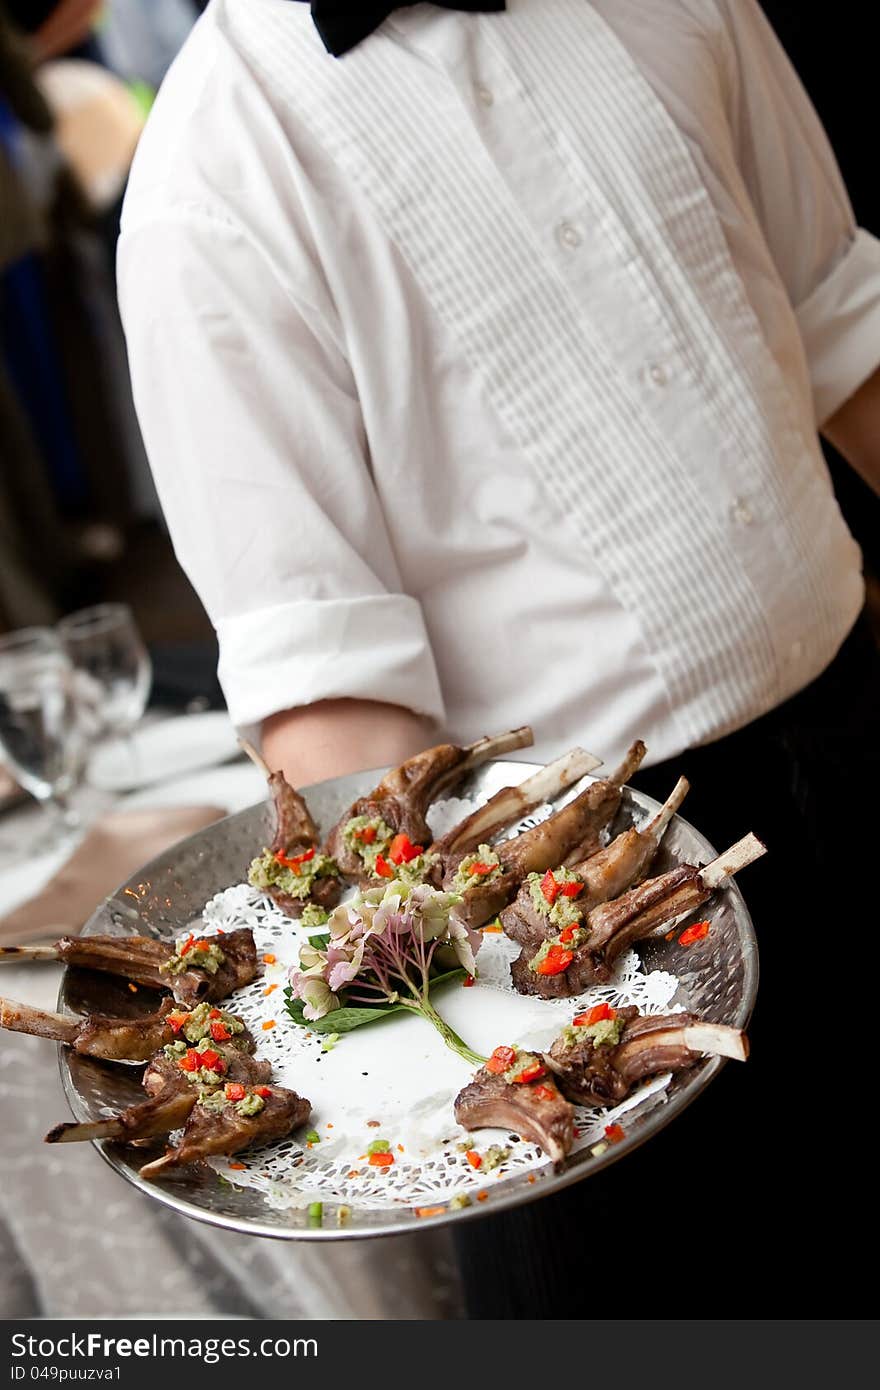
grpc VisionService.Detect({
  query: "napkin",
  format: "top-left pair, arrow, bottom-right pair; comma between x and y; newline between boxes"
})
0,805 -> 225,944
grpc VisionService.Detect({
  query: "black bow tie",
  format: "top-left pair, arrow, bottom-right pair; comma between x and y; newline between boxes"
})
296,2 -> 507,58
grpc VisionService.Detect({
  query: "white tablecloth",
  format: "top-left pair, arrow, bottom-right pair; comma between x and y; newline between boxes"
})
0,754 -> 462,1319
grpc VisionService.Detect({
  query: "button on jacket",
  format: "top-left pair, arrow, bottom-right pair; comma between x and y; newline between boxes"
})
118,0 -> 880,766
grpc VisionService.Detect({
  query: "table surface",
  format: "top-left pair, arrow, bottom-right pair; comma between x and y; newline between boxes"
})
0,728 -> 461,1319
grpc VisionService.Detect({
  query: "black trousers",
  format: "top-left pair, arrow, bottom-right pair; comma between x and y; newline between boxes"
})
455,616 -> 879,1317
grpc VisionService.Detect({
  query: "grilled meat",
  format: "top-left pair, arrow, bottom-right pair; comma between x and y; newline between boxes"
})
45,1044 -> 272,1146
454,1049 -> 575,1164
545,1007 -> 748,1105
324,727 -> 534,885
511,833 -> 766,999
445,742 -> 647,931
502,776 -> 689,950
0,996 -> 256,1063
0,927 -> 258,1006
139,1084 -> 311,1180
241,740 -> 342,918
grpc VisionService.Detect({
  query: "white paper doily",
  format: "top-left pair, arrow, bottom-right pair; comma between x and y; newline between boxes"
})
197,874 -> 682,1213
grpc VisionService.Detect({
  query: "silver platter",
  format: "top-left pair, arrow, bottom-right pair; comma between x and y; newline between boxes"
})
58,760 -> 758,1239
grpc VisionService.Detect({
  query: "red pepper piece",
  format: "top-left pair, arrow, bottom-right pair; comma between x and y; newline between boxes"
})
210,1021 -> 232,1043
573,1002 -> 616,1026
558,924 -> 578,944
178,933 -> 195,957
485,1045 -> 517,1075
533,1085 -> 557,1101
167,1012 -> 187,1036
196,1048 -> 225,1074
374,853 -> 394,879
389,833 -> 423,865
679,920 -> 710,947
558,880 -> 584,899
369,1151 -> 395,1167
604,1123 -> 625,1144
209,1008 -> 221,1019
177,1049 -> 200,1073
224,1083 -> 246,1102
462,976 -> 476,988
512,1060 -> 547,1084
467,861 -> 494,877
540,869 -> 559,905
254,1086 -> 272,1099
465,1150 -> 482,1170
275,847 -> 316,873
535,944 -> 574,976
354,825 -> 377,844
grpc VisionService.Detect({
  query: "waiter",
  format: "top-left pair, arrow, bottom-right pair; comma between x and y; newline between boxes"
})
119,1 -> 880,1316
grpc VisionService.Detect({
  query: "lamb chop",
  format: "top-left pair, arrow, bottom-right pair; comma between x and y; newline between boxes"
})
444,741 -> 647,932
511,833 -> 766,999
428,746 -> 602,866
324,726 -> 535,886
0,996 -> 254,1063
45,1039 -> 273,1146
241,740 -> 342,920
139,1082 -> 311,1181
454,1046 -> 575,1164
501,776 -> 689,950
544,1004 -> 748,1106
0,926 -> 258,1007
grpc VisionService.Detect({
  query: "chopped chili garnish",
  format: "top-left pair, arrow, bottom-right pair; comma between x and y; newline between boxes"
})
128,983 -> 138,993
354,825 -> 377,844
558,924 -> 578,944
573,1002 -> 616,1026
178,933 -> 195,957
679,920 -> 710,947
476,1191 -> 489,1202
167,1012 -> 187,1035
263,953 -> 276,965
262,1019 -> 276,1031
467,861 -> 494,877
369,1151 -> 395,1168
263,983 -> 278,996
512,1060 -> 546,1084
540,869 -> 559,905
210,1021 -> 231,1043
225,1083 -> 246,1102
558,880 -> 584,899
209,1008 -> 221,1018
197,1048 -> 225,1073
228,1163 -> 246,1171
374,853 -> 394,879
462,976 -> 476,988
665,929 -> 676,941
527,1174 -> 537,1184
275,847 -> 316,873
177,1049 -> 199,1073
389,832 -> 423,865
192,939 -> 210,953
482,919 -> 504,933
535,944 -> 574,976
486,1045 -> 517,1075
254,1086 -> 272,1099
415,1206 -> 445,1219
533,1085 -> 556,1101
465,1150 -> 482,1170
605,1123 -> 625,1144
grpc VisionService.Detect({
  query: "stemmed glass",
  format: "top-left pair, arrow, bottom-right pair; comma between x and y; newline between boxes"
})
0,627 -> 87,832
57,604 -> 152,779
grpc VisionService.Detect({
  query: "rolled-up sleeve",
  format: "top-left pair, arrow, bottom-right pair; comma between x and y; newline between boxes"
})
118,205 -> 445,729
718,0 -> 880,423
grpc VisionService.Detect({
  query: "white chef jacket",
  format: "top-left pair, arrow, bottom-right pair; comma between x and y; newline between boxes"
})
117,0 -> 880,768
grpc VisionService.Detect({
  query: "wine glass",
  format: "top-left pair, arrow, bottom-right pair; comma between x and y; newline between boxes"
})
0,627 -> 87,831
57,603 -> 152,779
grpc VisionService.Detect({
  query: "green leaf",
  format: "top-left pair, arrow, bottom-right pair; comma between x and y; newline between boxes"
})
283,967 -> 466,1035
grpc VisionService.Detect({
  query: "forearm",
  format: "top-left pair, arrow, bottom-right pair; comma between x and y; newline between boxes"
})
822,364 -> 880,496
261,698 -> 434,788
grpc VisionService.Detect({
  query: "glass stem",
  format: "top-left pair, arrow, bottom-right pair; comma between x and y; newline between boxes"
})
398,997 -> 487,1067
